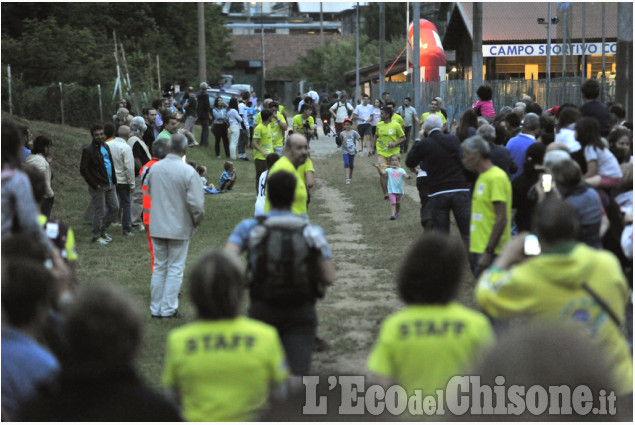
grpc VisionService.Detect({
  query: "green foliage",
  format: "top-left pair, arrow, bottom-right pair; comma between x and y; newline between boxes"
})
362,3 -> 412,42
1,3 -> 232,92
1,17 -> 107,85
17,83 -> 103,128
279,36 -> 407,91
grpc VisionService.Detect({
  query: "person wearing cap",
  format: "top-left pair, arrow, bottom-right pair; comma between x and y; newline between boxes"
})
197,83 -> 211,148
373,106 -> 405,200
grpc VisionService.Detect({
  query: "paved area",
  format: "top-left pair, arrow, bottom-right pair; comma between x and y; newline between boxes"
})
306,124 -> 341,157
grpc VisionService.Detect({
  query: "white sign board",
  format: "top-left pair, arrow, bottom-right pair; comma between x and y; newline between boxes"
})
483,42 -> 617,57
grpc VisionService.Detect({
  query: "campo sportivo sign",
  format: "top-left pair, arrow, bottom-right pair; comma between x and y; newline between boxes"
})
483,42 -> 617,57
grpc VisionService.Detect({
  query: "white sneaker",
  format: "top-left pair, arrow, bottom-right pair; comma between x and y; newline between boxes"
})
345,179 -> 351,184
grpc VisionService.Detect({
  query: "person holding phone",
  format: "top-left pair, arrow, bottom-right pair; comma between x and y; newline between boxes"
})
475,198 -> 632,400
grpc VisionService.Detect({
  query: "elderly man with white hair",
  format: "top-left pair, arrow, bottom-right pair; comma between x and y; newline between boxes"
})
127,116 -> 152,231
113,107 -> 130,135
461,135 -> 512,277
147,133 -> 205,319
405,114 -> 471,243
477,123 -> 517,177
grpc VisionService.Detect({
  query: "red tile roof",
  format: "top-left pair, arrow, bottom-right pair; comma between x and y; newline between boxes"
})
229,34 -> 353,73
458,2 -> 618,42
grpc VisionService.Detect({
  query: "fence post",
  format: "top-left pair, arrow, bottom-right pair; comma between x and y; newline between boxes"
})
59,82 -> 65,125
7,64 -> 13,115
98,84 -> 103,123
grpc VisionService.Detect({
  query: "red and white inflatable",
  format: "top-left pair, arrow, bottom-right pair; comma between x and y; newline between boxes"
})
408,19 -> 446,82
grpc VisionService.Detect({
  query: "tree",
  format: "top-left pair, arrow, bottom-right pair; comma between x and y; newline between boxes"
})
278,36 -> 407,91
1,17 -> 107,86
362,3 -> 412,42
0,3 -> 232,91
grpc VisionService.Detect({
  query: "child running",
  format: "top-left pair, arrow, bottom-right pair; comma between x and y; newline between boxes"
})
218,161 -> 237,192
340,118 -> 360,184
374,154 -> 411,220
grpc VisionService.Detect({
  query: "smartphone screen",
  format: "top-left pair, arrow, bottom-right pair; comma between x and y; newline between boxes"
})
542,174 -> 552,192
524,234 -> 541,256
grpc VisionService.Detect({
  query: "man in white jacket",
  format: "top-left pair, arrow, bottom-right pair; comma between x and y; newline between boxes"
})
147,133 -> 205,319
106,125 -> 136,236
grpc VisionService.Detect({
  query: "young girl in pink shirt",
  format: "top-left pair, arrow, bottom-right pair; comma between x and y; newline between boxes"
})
472,85 -> 495,120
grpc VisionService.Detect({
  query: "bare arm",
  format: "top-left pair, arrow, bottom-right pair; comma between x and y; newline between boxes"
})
476,201 -> 508,276
225,241 -> 242,255
251,138 -> 267,157
305,171 -> 315,190
583,160 -> 598,180
321,258 -> 335,287
277,117 -> 288,131
372,163 -> 387,175
388,136 -> 406,148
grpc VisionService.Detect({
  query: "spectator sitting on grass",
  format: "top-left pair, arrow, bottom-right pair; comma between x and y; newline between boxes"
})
219,161 -> 236,192
196,165 -> 218,193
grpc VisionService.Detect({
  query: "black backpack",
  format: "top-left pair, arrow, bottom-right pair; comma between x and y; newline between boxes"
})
249,215 -> 326,306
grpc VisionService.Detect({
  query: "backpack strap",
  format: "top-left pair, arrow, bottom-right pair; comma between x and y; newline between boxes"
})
581,283 -> 621,328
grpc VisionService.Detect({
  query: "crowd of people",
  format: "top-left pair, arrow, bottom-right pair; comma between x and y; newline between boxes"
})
1,75 -> 633,421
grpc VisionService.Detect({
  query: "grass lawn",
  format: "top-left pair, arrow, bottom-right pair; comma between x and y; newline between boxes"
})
13,115 -> 477,389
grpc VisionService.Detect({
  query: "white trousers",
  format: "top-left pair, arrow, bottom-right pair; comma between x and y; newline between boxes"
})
150,237 -> 190,316
228,123 -> 240,159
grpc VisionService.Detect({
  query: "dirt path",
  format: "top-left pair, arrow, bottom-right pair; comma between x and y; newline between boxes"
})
311,179 -> 402,375
308,135 -> 404,375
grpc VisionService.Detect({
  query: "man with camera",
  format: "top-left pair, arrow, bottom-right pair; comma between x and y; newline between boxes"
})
292,104 -> 314,139
475,198 -> 632,399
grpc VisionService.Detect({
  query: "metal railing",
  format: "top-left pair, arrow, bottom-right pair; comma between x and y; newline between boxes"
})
372,78 -> 616,123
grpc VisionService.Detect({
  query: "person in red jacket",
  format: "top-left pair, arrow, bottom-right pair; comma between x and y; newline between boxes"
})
139,137 -> 169,271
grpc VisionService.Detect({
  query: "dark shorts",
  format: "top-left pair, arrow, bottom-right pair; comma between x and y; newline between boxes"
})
357,123 -> 372,138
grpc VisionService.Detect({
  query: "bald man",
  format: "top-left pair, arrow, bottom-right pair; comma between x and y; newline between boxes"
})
107,125 -> 136,235
264,133 -> 310,216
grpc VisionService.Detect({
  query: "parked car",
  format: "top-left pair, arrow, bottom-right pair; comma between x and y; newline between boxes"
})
230,84 -> 254,96
207,88 -> 242,107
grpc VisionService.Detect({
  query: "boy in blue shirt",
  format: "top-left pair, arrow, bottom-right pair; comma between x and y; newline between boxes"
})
219,161 -> 236,192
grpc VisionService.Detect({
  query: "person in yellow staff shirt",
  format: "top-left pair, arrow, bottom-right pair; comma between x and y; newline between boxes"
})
269,101 -> 288,155
475,199 -> 632,398
373,106 -> 405,200
163,250 -> 289,422
265,133 -> 310,217
292,104 -> 315,139
368,233 -> 494,410
252,108 -> 274,191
